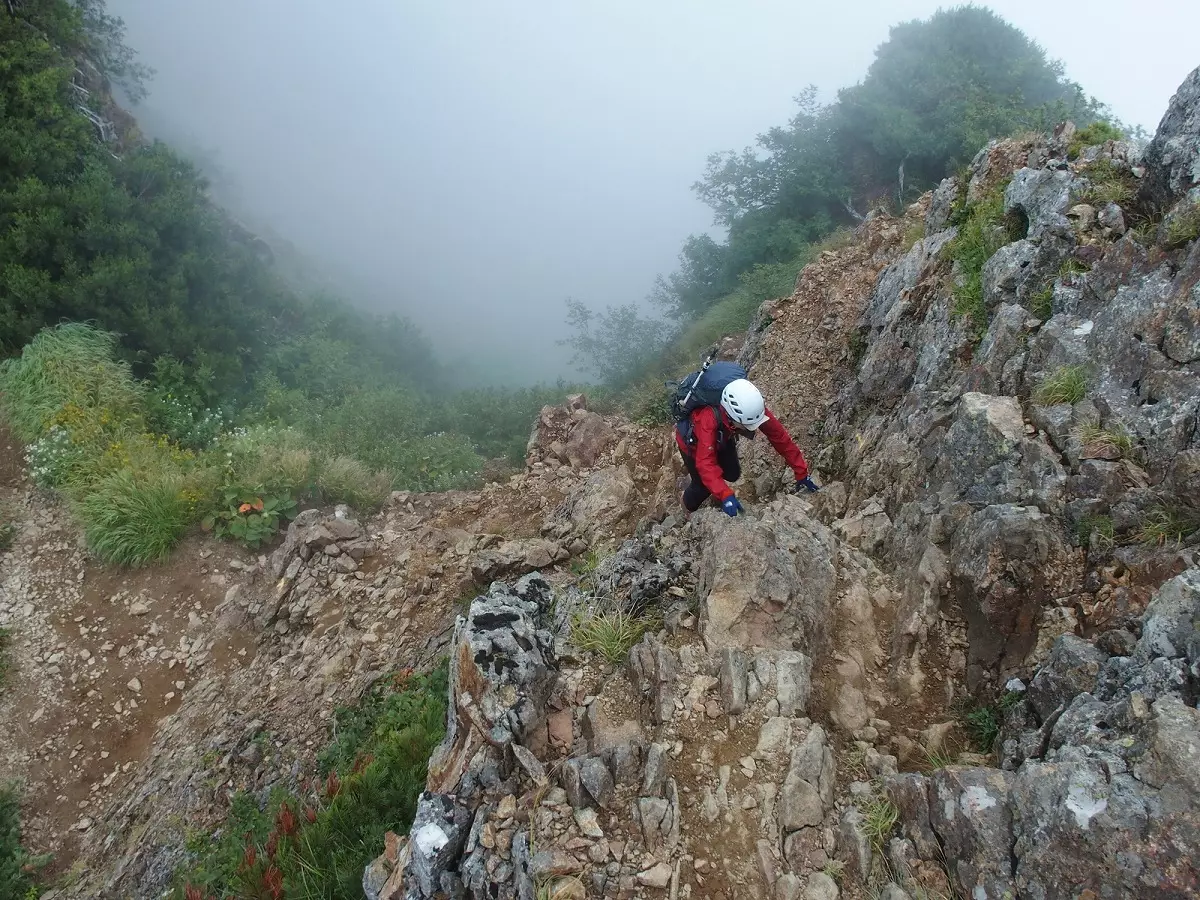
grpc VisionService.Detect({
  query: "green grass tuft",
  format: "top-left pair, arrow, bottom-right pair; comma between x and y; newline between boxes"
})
316,456 -> 393,511
1164,199 -> 1200,249
75,470 -> 193,566
1034,366 -> 1088,406
1137,506 -> 1200,548
1080,160 -> 1135,207
964,706 -> 1001,752
1076,422 -> 1136,460
1029,282 -> 1055,320
571,610 -> 656,664
923,745 -> 958,771
859,793 -> 899,856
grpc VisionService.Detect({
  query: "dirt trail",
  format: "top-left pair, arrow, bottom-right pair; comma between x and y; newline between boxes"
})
0,431 -> 258,875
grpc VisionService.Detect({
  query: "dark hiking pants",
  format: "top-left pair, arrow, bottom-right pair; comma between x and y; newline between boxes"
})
680,441 -> 740,512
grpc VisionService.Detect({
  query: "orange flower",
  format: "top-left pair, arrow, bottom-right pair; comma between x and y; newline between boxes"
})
238,503 -> 252,514
253,498 -> 265,511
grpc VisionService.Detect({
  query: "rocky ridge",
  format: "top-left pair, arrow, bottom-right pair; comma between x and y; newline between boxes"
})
366,66 -> 1200,900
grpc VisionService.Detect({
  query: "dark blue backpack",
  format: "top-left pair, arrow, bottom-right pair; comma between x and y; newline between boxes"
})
670,359 -> 747,447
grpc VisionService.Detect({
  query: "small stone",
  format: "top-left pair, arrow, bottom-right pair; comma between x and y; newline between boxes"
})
803,871 -> 839,900
636,862 -> 672,889
129,601 -> 150,616
73,817 -> 94,832
574,807 -> 604,839
126,677 -> 142,693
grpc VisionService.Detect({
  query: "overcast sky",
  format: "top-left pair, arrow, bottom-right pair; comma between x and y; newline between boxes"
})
108,0 -> 1200,383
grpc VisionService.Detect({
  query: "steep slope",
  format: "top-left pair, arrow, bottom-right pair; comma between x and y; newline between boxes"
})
11,64 -> 1199,900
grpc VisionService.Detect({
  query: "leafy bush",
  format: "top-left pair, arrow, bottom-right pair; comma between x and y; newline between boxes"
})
443,385 -> 588,464
176,666 -> 448,900
201,486 -> 298,549
143,356 -> 226,450
945,183 -> 1020,339
1067,120 -> 1125,158
76,469 -> 194,566
1034,366 -> 1088,406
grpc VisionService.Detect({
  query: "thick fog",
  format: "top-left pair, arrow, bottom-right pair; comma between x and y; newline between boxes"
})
108,0 -> 1200,385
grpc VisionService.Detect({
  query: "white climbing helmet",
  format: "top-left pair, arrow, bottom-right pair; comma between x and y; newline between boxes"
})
720,378 -> 769,430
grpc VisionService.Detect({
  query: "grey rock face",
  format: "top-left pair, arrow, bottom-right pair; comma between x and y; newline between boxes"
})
1140,65 -> 1200,211
1137,569 -> 1200,662
950,504 -> 1078,684
1026,635 -> 1108,722
936,394 -> 1065,512
628,633 -> 678,725
396,575 -> 559,899
405,793 -> 474,898
1006,167 -> 1075,239
892,569 -> 1200,900
929,767 -> 1015,900
926,175 -> 961,233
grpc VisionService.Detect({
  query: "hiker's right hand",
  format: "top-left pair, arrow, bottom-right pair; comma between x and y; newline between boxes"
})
721,496 -> 743,517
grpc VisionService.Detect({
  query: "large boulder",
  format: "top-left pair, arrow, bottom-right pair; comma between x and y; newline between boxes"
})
1140,65 -> 1200,211
929,767 -> 1016,900
695,499 -> 838,654
563,465 -> 635,534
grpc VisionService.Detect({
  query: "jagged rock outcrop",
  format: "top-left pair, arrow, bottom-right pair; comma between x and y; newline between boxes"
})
1140,65 -> 1200,211
888,569 -> 1200,899
373,574 -> 558,899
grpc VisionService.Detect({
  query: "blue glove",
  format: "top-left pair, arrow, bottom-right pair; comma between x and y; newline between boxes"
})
794,477 -> 820,494
721,496 -> 744,517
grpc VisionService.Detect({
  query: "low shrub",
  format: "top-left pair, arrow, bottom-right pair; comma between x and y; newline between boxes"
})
316,456 -> 393,510
0,784 -> 48,897
1067,120 -> 1124,158
175,665 -> 448,900
944,182 -> 1021,340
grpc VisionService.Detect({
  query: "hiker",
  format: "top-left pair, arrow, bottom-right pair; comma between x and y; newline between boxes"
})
674,367 -> 818,516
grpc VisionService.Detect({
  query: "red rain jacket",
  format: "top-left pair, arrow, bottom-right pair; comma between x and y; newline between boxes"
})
675,405 -> 809,501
